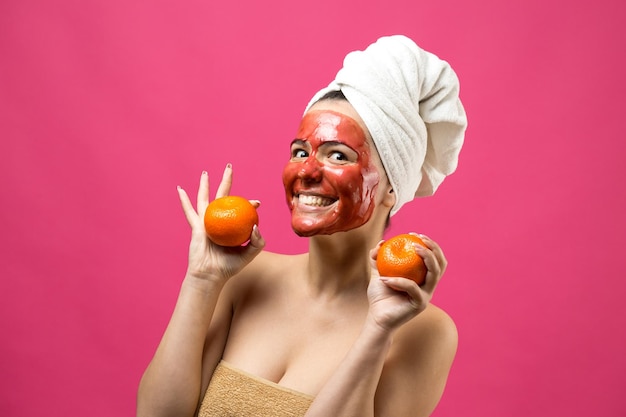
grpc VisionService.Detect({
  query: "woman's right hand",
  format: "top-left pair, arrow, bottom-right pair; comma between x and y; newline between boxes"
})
177,164 -> 265,284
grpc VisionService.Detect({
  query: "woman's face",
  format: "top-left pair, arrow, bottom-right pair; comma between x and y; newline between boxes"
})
282,102 -> 382,236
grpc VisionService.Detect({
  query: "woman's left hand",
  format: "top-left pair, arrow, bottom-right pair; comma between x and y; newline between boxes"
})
367,234 -> 448,331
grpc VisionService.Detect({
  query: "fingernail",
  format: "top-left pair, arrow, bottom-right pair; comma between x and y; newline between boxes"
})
226,163 -> 232,169
177,185 -> 182,190
202,171 -> 207,175
253,224 -> 264,242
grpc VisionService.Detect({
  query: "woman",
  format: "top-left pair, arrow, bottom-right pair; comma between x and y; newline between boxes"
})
137,35 -> 467,417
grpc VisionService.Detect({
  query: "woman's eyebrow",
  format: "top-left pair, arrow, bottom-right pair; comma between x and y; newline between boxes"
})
319,140 -> 351,147
319,141 -> 357,152
290,139 -> 307,147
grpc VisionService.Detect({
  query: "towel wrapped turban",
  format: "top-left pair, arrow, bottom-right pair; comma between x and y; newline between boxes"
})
305,35 -> 468,216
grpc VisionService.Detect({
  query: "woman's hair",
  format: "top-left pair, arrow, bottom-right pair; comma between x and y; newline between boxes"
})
318,89 -> 347,102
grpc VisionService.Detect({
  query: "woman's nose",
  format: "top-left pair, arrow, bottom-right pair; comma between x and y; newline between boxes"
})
297,157 -> 323,182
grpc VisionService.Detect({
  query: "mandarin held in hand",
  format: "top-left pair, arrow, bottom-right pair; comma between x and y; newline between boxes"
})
377,234 -> 428,285
204,195 -> 259,247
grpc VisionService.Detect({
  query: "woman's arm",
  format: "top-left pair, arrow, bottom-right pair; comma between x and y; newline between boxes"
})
374,305 -> 458,417
304,234 -> 455,417
136,167 -> 265,417
136,275 -> 230,417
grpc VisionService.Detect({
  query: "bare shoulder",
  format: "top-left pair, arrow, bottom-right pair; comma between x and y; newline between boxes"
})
389,303 -> 458,373
403,304 -> 458,349
248,250 -> 307,271
375,304 -> 458,417
239,250 -> 306,279
223,250 -> 307,296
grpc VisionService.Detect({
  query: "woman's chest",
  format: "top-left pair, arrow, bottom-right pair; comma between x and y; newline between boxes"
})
222,290 -> 367,396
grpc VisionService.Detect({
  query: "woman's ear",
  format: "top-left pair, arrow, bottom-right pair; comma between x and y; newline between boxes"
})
383,187 -> 396,208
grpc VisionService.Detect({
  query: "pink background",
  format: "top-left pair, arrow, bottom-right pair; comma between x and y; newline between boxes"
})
1,0 -> 625,416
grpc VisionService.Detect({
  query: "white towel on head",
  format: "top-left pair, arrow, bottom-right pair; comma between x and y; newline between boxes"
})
305,35 -> 467,216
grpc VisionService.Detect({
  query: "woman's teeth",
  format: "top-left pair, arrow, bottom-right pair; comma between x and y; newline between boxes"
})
298,194 -> 334,207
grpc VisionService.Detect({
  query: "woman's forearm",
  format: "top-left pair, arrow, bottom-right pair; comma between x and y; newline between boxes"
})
137,275 -> 225,417
304,316 -> 392,417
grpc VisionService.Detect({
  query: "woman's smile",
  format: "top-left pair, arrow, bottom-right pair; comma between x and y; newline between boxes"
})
295,193 -> 337,208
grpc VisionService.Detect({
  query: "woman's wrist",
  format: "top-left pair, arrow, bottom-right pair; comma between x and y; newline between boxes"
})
182,271 -> 227,295
363,313 -> 397,342
359,314 -> 395,354
171,274 -> 227,328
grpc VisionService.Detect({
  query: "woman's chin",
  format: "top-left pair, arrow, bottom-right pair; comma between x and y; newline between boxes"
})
290,218 -> 335,237
291,224 -> 326,237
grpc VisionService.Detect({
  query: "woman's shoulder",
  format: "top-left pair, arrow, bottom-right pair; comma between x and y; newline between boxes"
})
392,303 -> 458,363
245,250 -> 308,275
225,250 -> 308,292
414,303 -> 457,334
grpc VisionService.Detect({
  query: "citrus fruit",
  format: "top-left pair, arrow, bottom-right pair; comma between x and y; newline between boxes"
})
376,234 -> 427,285
204,196 -> 258,247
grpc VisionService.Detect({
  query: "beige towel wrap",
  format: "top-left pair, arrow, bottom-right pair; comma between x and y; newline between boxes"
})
198,361 -> 314,417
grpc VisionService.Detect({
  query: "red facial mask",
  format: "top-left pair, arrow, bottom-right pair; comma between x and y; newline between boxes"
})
282,110 -> 380,236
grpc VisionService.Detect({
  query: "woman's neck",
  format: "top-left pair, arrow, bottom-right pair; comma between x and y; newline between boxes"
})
303,228 -> 383,299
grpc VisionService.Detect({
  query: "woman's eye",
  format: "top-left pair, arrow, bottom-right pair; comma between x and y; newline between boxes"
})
292,149 -> 308,158
329,151 -> 348,161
